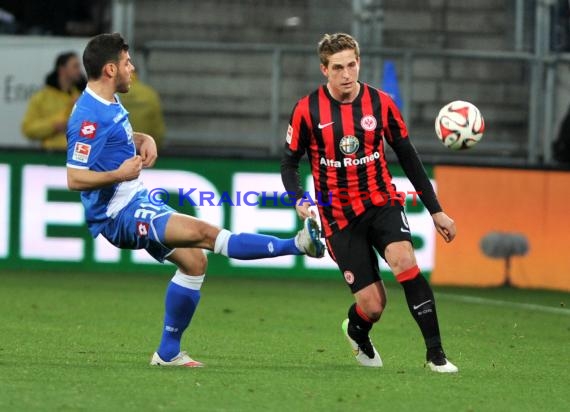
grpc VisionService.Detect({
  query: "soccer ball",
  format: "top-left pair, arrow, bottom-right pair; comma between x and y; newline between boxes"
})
435,100 -> 485,150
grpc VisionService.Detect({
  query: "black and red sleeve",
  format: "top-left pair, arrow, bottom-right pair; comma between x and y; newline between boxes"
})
381,92 -> 442,214
281,97 -> 311,201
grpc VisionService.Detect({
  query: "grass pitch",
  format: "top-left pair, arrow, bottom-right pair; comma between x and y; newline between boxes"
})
0,270 -> 568,411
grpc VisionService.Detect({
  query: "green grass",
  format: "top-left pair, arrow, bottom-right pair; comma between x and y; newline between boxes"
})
0,270 -> 569,412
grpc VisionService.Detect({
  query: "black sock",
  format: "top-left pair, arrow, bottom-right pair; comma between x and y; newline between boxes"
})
347,303 -> 373,345
400,273 -> 442,351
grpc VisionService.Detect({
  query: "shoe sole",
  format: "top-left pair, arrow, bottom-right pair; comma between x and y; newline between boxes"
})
426,361 -> 458,373
305,218 -> 325,258
151,361 -> 204,368
150,353 -> 204,367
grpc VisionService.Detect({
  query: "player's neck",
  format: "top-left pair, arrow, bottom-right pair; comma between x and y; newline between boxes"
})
327,82 -> 360,104
86,80 -> 117,103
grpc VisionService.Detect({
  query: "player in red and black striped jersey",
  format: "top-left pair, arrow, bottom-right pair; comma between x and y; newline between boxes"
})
281,33 -> 458,372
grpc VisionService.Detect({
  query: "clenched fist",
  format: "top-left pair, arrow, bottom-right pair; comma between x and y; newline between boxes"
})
117,155 -> 143,182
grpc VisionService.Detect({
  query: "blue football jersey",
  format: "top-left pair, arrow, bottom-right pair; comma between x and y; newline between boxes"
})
66,87 -> 144,237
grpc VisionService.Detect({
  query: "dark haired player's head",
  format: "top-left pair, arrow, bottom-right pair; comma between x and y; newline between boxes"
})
83,33 -> 134,93
45,51 -> 84,92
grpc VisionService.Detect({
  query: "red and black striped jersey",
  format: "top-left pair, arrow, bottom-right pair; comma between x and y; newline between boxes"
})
282,82 -> 434,237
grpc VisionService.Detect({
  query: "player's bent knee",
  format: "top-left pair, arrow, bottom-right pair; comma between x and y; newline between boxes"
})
355,282 -> 387,322
385,243 -> 416,273
165,213 -> 220,250
190,251 -> 208,275
358,297 -> 386,322
391,255 -> 416,273
176,250 -> 208,276
196,252 -> 208,274
363,304 -> 384,323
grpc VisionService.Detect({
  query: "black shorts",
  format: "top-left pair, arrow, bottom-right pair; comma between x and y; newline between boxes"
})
325,203 -> 413,293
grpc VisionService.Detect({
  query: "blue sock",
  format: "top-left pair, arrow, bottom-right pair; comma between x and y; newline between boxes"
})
214,230 -> 302,260
157,271 -> 204,361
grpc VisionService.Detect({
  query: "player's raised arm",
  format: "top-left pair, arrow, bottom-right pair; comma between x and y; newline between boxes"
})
67,155 -> 142,191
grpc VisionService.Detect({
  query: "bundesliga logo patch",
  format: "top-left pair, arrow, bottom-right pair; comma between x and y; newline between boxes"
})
286,125 -> 294,144
80,121 -> 97,139
72,142 -> 91,163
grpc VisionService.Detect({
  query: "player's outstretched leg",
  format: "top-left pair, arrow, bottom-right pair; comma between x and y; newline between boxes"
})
164,214 -> 325,259
215,216 -> 324,259
396,265 -> 458,373
150,248 -> 206,367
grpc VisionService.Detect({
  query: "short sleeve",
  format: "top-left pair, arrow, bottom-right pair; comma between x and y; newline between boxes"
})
66,117 -> 107,169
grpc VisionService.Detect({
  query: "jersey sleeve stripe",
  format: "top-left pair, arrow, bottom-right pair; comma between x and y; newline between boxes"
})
66,163 -> 89,169
379,91 -> 392,142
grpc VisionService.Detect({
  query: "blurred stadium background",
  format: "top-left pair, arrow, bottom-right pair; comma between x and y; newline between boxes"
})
0,1 -> 569,411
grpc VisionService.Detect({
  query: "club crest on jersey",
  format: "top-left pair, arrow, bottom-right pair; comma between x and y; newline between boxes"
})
339,135 -> 359,155
344,270 -> 355,285
79,121 -> 97,138
72,142 -> 91,163
360,115 -> 377,131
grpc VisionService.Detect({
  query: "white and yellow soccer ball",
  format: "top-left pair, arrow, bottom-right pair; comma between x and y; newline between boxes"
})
435,100 -> 485,150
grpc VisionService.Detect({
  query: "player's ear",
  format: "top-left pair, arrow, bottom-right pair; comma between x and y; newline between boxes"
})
320,64 -> 328,78
103,62 -> 116,79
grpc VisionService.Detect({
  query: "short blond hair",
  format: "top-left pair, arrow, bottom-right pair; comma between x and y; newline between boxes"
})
318,33 -> 360,67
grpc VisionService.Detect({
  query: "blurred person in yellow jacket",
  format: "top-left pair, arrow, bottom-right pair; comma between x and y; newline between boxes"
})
119,73 -> 166,147
21,52 -> 86,150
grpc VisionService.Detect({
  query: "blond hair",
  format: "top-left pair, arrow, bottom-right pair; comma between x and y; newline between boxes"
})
318,33 -> 360,66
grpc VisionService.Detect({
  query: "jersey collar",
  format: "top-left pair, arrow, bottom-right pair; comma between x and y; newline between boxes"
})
85,86 -> 118,106
323,81 -> 364,105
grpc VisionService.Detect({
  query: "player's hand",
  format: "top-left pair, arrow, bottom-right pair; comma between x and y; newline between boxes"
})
138,134 -> 158,168
117,155 -> 143,182
295,198 -> 317,220
432,211 -> 456,243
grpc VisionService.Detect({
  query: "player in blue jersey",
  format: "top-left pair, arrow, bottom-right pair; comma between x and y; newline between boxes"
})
66,33 -> 325,367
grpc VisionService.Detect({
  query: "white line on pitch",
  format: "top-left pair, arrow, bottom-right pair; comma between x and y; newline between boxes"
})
435,292 -> 570,315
